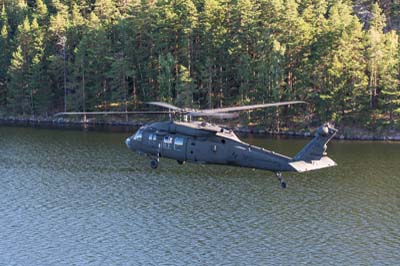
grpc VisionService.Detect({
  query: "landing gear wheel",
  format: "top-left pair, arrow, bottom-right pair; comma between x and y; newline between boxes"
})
275,172 -> 287,189
150,159 -> 158,169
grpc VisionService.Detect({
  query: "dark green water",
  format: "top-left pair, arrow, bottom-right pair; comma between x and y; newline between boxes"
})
0,126 -> 399,265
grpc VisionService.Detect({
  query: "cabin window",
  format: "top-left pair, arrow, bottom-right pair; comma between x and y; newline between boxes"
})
163,136 -> 173,149
133,130 -> 142,141
148,133 -> 157,142
174,137 -> 184,151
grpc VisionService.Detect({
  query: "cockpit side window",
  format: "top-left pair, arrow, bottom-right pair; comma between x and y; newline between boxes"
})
133,130 -> 143,141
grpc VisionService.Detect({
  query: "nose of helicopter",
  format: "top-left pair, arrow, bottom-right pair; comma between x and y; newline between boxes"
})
125,137 -> 131,148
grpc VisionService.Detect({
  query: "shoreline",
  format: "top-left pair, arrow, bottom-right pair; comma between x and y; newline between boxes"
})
1,117 -> 400,141
0,117 -> 143,127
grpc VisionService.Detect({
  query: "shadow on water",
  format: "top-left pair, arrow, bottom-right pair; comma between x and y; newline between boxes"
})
0,125 -> 399,265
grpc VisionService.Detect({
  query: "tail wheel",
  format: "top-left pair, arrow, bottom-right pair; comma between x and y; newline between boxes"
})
276,172 -> 287,189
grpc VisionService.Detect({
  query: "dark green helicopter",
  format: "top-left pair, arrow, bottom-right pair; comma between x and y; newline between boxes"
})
57,101 -> 337,188
124,101 -> 337,188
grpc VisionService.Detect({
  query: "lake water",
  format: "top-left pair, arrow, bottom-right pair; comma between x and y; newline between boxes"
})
0,126 -> 399,265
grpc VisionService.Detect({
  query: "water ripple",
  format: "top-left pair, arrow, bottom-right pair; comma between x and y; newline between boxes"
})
0,127 -> 399,265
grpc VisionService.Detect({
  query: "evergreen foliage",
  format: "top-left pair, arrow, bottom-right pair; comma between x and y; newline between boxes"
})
0,0 -> 399,129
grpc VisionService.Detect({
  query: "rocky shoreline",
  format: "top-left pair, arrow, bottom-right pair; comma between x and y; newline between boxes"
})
1,116 -> 400,141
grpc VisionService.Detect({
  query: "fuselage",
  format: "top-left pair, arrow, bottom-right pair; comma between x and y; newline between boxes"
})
125,121 -> 295,172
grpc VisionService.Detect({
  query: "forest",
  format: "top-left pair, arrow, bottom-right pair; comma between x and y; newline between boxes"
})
0,0 -> 399,131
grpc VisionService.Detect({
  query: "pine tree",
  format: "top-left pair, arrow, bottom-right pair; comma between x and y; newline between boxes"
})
48,1 -> 69,112
157,53 -> 175,103
230,0 -> 261,105
199,0 -> 228,108
278,0 -> 313,101
7,45 -> 29,114
366,3 -> 387,109
71,42 -> 88,114
74,14 -> 112,111
126,0 -> 158,101
379,31 -> 400,123
326,14 -> 367,122
29,17 -> 49,116
175,65 -> 194,107
107,19 -> 134,115
0,4 -> 9,110
7,0 -> 28,31
7,16 -> 33,115
34,0 -> 48,25
94,0 -> 120,23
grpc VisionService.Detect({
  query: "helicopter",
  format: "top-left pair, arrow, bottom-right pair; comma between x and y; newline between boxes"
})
57,101 -> 337,188
56,101 -> 337,188
126,101 -> 337,188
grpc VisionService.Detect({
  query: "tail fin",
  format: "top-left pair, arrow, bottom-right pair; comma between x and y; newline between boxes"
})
289,123 -> 337,173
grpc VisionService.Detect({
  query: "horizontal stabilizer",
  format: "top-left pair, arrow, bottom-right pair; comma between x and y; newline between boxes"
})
289,156 -> 337,173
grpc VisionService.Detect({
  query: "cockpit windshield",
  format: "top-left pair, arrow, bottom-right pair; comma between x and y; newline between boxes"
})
133,130 -> 143,141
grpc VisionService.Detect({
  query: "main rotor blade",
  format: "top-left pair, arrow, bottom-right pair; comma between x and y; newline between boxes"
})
199,101 -> 307,114
146,101 -> 182,111
54,111 -> 172,117
189,112 -> 239,119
